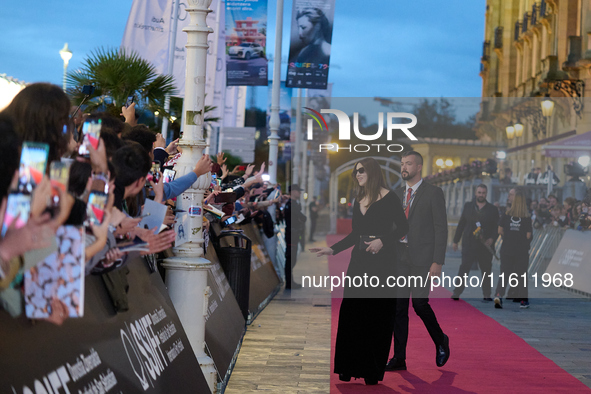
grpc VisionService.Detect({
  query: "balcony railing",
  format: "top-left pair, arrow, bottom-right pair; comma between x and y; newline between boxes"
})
494,26 -> 504,49
514,20 -> 521,41
481,41 -> 490,62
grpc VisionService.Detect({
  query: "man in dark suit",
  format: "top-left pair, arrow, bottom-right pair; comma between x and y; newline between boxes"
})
386,151 -> 450,371
285,184 -> 306,289
451,184 -> 499,301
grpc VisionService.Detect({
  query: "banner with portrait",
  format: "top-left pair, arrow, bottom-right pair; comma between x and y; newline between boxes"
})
225,0 -> 269,86
286,0 -> 336,89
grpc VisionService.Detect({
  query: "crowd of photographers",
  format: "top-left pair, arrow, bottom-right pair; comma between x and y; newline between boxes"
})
0,82 -> 285,324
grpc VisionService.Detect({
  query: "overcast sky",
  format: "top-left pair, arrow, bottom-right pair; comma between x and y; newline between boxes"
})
1,0 -> 485,101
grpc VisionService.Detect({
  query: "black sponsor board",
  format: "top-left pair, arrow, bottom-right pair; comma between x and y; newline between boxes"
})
0,257 -> 210,394
204,245 -> 246,387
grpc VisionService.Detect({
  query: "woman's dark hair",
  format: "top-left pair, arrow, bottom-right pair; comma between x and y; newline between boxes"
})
0,114 -> 22,200
111,142 -> 151,187
99,129 -> 123,159
296,8 -> 332,43
68,161 -> 92,197
3,83 -> 71,163
88,112 -> 125,136
352,157 -> 387,207
123,125 -> 156,155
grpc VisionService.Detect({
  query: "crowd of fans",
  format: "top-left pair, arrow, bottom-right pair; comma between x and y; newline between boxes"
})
0,82 -> 285,324
496,192 -> 591,231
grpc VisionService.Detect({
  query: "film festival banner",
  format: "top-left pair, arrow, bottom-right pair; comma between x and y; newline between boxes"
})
0,257 -> 209,393
121,0 -> 226,123
545,229 -> 591,295
225,0 -> 268,86
286,0 -> 336,89
266,81 -> 293,141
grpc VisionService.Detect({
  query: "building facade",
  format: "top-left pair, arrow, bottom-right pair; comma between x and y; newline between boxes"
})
478,0 -> 591,190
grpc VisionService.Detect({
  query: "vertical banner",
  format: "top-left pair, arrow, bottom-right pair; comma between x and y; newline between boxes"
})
266,81 -> 293,140
286,0 -> 336,89
120,0 -> 172,78
225,0 -> 269,86
121,0 -> 224,100
205,0 -> 226,127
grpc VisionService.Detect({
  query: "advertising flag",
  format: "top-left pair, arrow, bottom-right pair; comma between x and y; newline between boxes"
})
225,0 -> 268,86
121,0 -> 224,100
286,0 -> 336,89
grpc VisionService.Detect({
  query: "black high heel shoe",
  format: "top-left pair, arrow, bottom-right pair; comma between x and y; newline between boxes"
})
338,374 -> 351,382
364,377 -> 378,385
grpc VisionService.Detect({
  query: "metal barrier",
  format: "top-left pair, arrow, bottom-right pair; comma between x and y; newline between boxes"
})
528,226 -> 567,274
448,222 -> 568,275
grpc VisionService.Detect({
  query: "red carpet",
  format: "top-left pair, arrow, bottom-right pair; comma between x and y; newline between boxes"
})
326,235 -> 589,393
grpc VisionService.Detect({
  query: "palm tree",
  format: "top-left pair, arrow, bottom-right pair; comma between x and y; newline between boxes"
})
66,47 -> 176,118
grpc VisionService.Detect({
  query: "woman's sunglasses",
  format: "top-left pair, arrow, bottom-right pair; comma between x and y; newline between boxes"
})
353,167 -> 366,176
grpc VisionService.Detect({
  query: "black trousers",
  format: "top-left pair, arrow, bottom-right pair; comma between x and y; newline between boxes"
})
309,216 -> 317,240
495,251 -> 529,301
393,245 -> 445,360
285,241 -> 298,287
453,243 -> 493,298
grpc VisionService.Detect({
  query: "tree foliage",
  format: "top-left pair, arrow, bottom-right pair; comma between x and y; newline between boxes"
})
66,47 -> 176,118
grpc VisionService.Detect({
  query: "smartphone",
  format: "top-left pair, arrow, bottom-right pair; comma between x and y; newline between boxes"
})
86,191 -> 108,226
162,169 -> 176,184
78,120 -> 102,157
223,216 -> 236,227
49,161 -> 71,205
125,95 -> 135,108
18,142 -> 50,193
82,85 -> 95,96
210,174 -> 217,189
146,161 -> 161,186
1,193 -> 31,237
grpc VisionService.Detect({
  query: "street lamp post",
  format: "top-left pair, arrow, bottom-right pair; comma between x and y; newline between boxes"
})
59,43 -> 72,92
268,0 -> 284,184
161,1 -> 216,392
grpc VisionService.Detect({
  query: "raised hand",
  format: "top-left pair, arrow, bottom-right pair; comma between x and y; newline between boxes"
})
193,154 -> 213,177
216,152 -> 227,165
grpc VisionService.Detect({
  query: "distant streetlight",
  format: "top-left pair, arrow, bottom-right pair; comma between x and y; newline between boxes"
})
505,125 -> 515,140
59,43 -> 72,92
340,197 -> 347,204
514,123 -> 524,137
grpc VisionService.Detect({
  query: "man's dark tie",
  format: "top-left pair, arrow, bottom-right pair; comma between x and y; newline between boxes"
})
405,188 -> 413,218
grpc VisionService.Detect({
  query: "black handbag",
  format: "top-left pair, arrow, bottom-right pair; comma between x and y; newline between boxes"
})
359,235 -> 380,252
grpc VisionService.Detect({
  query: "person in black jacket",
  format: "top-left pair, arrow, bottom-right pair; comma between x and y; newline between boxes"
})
451,184 -> 499,301
284,184 -> 306,289
386,151 -> 450,372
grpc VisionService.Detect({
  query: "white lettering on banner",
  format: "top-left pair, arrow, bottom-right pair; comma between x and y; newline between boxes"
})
12,348 -> 110,394
165,339 -> 185,363
120,308 -> 189,391
157,322 -> 178,344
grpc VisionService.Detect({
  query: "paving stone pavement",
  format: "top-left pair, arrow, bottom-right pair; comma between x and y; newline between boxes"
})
224,238 -> 332,394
